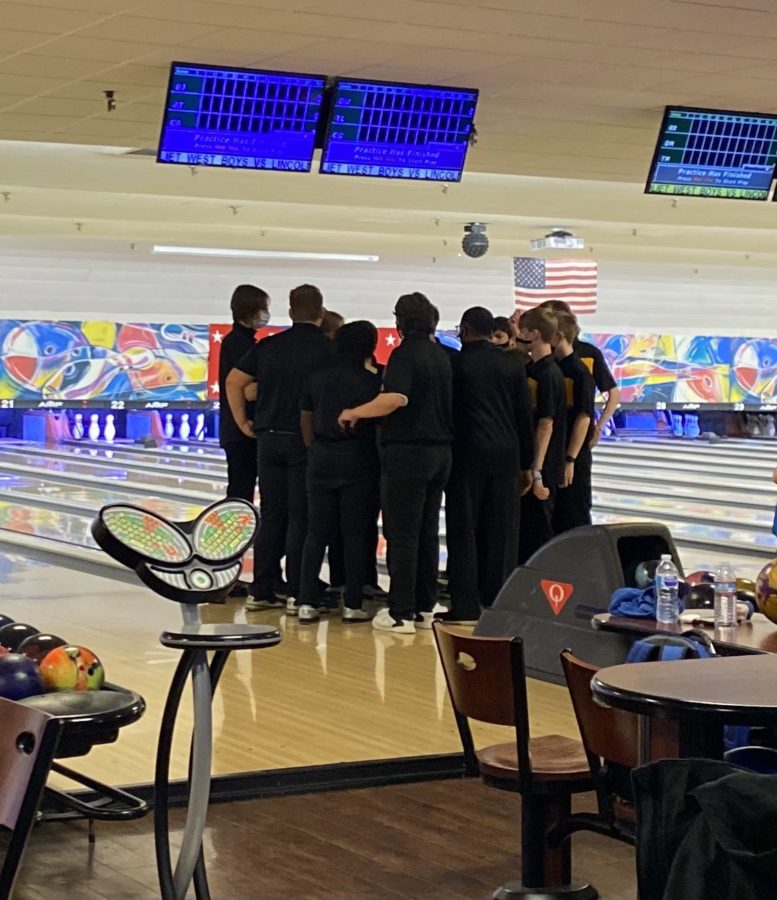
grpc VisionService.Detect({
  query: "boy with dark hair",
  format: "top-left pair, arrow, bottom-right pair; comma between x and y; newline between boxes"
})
516,307 -> 566,563
226,283 -> 333,612
539,299 -> 620,445
339,292 -> 452,634
321,310 -> 345,339
552,312 -> 595,533
445,306 -> 533,620
218,284 -> 270,600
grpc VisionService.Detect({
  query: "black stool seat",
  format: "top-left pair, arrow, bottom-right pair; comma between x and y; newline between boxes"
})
160,623 -> 281,650
21,686 -> 145,759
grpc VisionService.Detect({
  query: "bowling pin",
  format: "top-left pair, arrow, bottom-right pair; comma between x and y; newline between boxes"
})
88,413 -> 101,442
765,415 -> 776,438
179,412 -> 190,441
194,412 -> 206,441
73,413 -> 84,440
104,413 -> 116,443
164,412 -> 175,439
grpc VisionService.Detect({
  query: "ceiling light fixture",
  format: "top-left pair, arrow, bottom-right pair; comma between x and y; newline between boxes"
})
151,245 -> 379,262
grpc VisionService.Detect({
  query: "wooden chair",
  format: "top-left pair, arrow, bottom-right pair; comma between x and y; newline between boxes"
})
553,650 -> 678,849
0,698 -> 63,900
432,622 -> 597,900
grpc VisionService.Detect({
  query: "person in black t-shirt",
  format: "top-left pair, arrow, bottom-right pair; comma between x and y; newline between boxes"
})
339,292 -> 453,634
445,307 -> 533,620
296,322 -> 382,624
226,284 -> 334,611
516,306 -> 566,564
552,312 -> 595,533
540,299 -> 620,445
217,284 -> 270,601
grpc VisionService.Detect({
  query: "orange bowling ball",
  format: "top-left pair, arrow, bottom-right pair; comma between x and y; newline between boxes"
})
39,645 -> 105,692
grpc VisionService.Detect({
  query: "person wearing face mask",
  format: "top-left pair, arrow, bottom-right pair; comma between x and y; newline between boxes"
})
491,316 -> 515,349
227,284 -> 334,612
219,285 -> 270,499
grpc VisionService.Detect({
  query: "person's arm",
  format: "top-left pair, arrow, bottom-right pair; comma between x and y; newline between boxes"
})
244,383 -> 258,402
563,414 -> 591,487
338,393 -> 406,428
532,418 -> 553,500
225,368 -> 255,438
513,366 -> 534,496
300,410 -> 314,448
591,386 -> 620,446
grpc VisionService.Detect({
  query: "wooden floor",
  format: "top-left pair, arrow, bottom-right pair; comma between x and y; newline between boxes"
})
10,780 -> 637,900
1,554 -> 579,787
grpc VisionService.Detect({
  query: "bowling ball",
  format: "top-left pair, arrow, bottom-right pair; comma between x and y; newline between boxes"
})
18,633 -> 66,665
686,570 -> 715,587
755,559 -> 777,624
737,578 -> 757,594
635,559 -> 660,588
0,653 -> 44,700
0,614 -> 14,631
39,645 -> 105,692
684,582 -> 715,610
0,622 -> 39,652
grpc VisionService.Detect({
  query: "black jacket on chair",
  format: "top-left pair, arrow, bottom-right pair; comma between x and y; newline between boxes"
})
632,759 -> 777,900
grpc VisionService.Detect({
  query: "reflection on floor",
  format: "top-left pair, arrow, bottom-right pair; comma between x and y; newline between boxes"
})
10,780 -> 636,900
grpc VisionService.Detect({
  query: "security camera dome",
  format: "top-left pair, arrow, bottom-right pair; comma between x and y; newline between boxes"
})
462,222 -> 489,258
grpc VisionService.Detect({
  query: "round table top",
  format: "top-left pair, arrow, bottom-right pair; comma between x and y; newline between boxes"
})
592,654 -> 777,723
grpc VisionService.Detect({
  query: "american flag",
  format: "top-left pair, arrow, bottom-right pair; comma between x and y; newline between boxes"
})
513,257 -> 598,315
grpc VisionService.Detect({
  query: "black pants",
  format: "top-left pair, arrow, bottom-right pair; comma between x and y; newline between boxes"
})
299,447 -> 380,610
326,502 -> 380,589
252,432 -> 307,599
552,447 -> 592,534
446,465 -> 520,618
224,438 -> 257,502
382,444 -> 451,622
517,487 -> 556,566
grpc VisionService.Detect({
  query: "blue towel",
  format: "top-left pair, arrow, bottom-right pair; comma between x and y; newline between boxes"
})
609,586 -> 657,618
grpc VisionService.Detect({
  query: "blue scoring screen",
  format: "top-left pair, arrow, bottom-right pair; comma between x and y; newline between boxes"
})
158,63 -> 326,172
646,107 -> 777,200
320,79 -> 479,181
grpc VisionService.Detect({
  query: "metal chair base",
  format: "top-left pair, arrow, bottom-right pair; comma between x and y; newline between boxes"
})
494,880 -> 598,900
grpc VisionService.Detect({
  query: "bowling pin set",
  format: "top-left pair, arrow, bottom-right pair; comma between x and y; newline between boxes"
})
70,411 -> 208,443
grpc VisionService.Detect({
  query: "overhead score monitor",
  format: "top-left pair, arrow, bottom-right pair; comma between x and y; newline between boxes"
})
645,106 -> 777,200
320,78 -> 479,181
157,62 -> 327,172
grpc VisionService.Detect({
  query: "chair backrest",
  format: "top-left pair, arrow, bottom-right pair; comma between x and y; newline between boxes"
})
0,698 -> 62,900
433,622 -> 532,778
561,649 -> 640,770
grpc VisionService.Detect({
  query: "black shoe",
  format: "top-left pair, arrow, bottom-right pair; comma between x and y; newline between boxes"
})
272,581 -> 289,600
229,583 -> 249,599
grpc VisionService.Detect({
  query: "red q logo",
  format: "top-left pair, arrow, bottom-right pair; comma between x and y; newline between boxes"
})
540,580 -> 574,616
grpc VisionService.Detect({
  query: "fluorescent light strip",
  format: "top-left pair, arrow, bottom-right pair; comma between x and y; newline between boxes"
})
152,245 -> 379,262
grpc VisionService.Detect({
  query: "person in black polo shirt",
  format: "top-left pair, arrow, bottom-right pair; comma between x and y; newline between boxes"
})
296,321 -> 382,624
516,306 -> 566,564
445,307 -> 533,620
540,299 -> 620,445
339,292 -> 452,634
552,311 -> 595,533
226,284 -> 333,611
217,284 -> 270,601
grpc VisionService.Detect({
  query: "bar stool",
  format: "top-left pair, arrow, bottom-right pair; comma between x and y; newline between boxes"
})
92,498 -> 282,900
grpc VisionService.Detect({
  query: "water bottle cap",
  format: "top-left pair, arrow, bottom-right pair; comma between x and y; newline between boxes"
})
660,554 -> 671,560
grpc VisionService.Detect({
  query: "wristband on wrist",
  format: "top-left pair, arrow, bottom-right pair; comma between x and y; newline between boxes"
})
532,470 -> 543,483
565,455 -> 576,463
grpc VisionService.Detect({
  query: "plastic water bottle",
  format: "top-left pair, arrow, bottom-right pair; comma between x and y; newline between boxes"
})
714,563 -> 737,628
655,554 -> 679,624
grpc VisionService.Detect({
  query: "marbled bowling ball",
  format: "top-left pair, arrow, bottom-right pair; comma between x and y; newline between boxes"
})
39,645 -> 105,692
635,559 -> 660,588
686,570 -> 715,587
0,622 -> 39,652
737,578 -> 757,594
755,559 -> 777,624
684,582 -> 715,610
0,653 -> 44,700
18,633 -> 67,665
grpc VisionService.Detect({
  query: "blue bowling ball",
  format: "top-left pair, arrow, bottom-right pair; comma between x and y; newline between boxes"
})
0,653 -> 44,700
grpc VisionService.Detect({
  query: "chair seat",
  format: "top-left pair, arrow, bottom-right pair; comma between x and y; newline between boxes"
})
477,734 -> 591,783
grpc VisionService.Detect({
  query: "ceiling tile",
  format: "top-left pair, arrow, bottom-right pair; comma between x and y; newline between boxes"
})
77,15 -> 221,44
181,28 -> 321,57
0,3 -> 106,33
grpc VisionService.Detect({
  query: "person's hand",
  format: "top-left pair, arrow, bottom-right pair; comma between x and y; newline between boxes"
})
338,408 -> 359,430
562,461 -> 575,487
533,479 -> 550,501
589,425 -> 602,447
520,469 -> 533,496
237,419 -> 255,439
